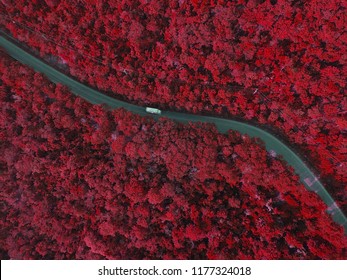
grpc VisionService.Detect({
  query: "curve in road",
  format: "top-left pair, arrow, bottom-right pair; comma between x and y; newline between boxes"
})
1,34 -> 346,233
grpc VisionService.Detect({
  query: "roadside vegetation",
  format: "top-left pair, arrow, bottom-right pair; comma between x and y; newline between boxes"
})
1,0 -> 345,212
1,51 -> 346,259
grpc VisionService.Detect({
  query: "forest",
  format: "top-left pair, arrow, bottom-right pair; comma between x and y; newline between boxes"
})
1,51 -> 346,259
0,0 -> 346,259
1,0 -> 345,212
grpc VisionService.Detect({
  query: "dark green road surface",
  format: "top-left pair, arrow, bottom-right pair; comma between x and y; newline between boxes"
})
1,34 -> 346,233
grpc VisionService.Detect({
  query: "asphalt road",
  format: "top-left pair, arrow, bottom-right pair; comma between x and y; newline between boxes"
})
1,34 -> 346,233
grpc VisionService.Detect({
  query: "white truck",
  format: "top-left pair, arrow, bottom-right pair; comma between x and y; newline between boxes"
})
145,107 -> 162,115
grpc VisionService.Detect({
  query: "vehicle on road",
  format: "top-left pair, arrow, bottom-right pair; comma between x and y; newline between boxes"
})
146,107 -> 162,115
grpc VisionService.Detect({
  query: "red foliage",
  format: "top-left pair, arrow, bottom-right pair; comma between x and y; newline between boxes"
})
1,0 -> 345,212
1,52 -> 346,259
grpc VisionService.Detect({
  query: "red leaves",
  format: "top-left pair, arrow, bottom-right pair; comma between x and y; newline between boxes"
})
2,0 -> 345,206
185,224 -> 204,242
147,187 -> 165,205
99,221 -> 116,237
124,179 -> 147,204
1,0 -> 347,259
228,197 -> 241,208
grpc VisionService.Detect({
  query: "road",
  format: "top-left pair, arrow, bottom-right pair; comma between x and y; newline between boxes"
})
1,34 -> 346,233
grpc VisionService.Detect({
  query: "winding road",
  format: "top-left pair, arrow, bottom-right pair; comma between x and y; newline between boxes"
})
1,33 -> 346,233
